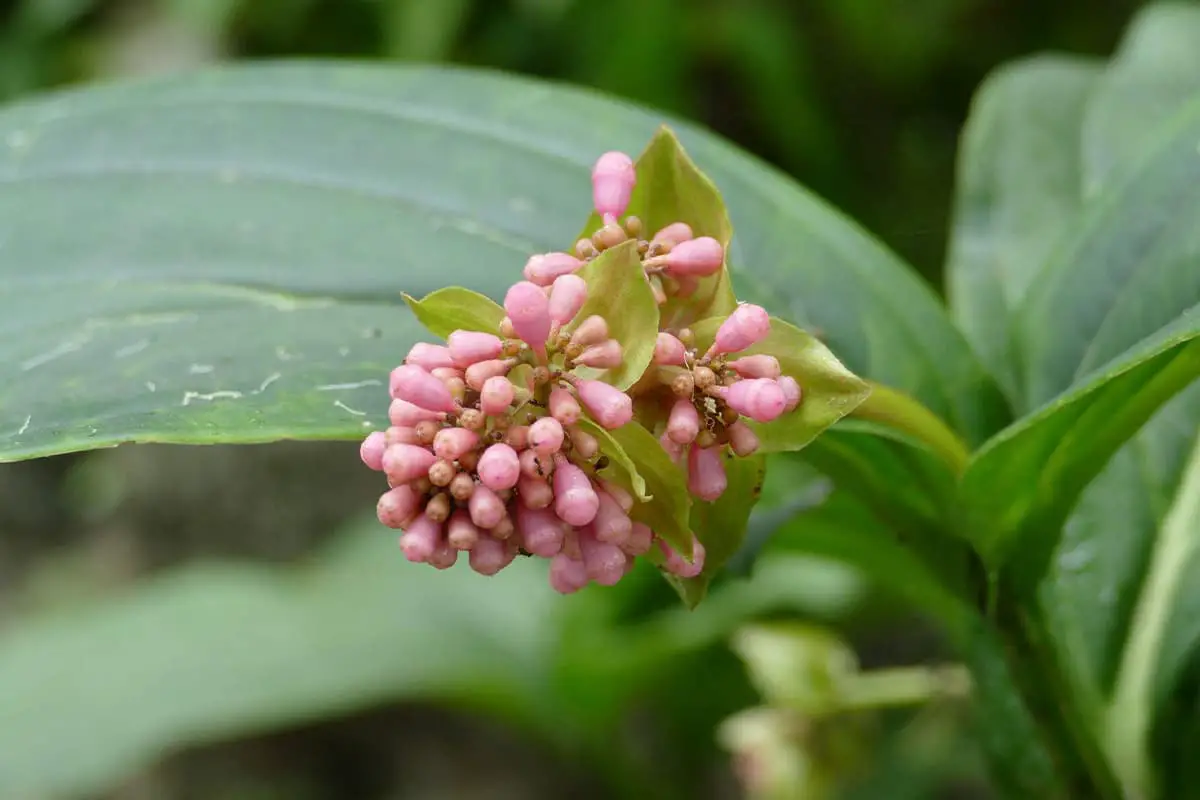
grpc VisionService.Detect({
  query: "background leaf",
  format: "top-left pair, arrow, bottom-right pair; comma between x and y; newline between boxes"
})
0,62 -> 1003,461
402,286 -> 505,339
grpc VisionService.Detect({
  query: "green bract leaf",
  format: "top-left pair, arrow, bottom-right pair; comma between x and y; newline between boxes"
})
692,314 -> 870,454
402,286 -> 504,340
568,240 -> 659,390
577,126 -> 737,326
668,452 -> 767,608
599,420 -> 693,554
572,417 -> 647,501
945,56 -> 1101,406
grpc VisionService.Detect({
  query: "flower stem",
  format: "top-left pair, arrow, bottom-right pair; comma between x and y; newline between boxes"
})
849,382 -> 971,475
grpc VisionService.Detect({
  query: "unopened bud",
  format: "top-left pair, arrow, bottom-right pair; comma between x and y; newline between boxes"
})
671,371 -> 695,398
468,484 -> 506,529
425,492 -> 452,522
447,330 -> 504,367
529,416 -> 566,455
449,472 -> 476,502
385,426 -> 422,446
465,358 -> 512,391
711,303 -> 770,356
570,315 -> 609,348
469,536 -> 513,576
567,426 -> 599,459
477,443 -> 521,491
519,447 -> 555,480
549,554 -> 589,594
399,514 -> 442,563
553,459 -> 600,527
405,342 -> 456,371
578,525 -> 627,586
575,238 -> 599,260
480,375 -> 515,416
382,443 -> 438,484
433,427 -> 478,461
360,431 -> 386,471
593,491 -> 633,545
390,365 -> 459,413
659,536 -> 706,578
778,376 -> 802,412
652,221 -> 694,246
575,379 -> 633,429
524,252 -> 584,286
377,485 -> 423,529
447,510 -> 480,551
728,421 -> 760,457
687,445 -> 727,501
518,504 -> 567,557
591,151 -> 637,220
504,281 -> 552,355
575,339 -> 623,369
504,424 -> 530,450
550,387 -> 582,425
622,522 -> 654,556
729,354 -> 781,379
662,236 -> 724,277
654,332 -> 687,366
694,366 -> 716,390
548,273 -> 588,325
667,398 -> 701,445
720,378 -> 787,423
518,474 -> 555,509
592,222 -> 627,250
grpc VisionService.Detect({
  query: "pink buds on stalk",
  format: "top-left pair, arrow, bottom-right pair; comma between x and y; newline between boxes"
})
504,281 -> 553,356
687,444 -> 727,501
575,339 -> 622,369
714,378 -> 787,423
524,252 -> 583,286
710,303 -> 771,357
549,274 -> 588,325
660,236 -> 724,277
405,342 -> 456,371
477,443 -> 521,491
390,365 -> 459,413
448,331 -> 503,367
654,332 -> 687,366
591,151 -> 636,221
575,379 -> 633,429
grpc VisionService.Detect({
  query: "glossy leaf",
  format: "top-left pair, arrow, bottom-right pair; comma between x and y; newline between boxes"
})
692,314 -> 871,454
402,286 -> 505,339
576,125 -> 737,326
945,56 -> 1101,407
601,418 -> 693,553
568,239 -> 659,389
0,62 -> 1000,461
573,417 -> 648,500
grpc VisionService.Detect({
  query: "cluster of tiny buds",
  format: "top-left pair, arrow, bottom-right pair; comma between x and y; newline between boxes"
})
521,152 -> 726,307
360,258 -> 704,594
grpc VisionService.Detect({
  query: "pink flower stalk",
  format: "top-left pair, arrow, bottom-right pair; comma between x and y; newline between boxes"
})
529,416 -> 565,455
591,151 -> 636,221
687,444 -> 727,501
667,398 -> 701,445
716,378 -> 787,423
524,252 -> 584,286
654,332 -> 687,366
652,222 -> 693,245
447,330 -> 503,367
662,236 -> 724,277
710,303 -> 771,356
504,281 -> 553,356
553,458 -> 600,527
575,339 -> 622,369
575,379 -> 633,429
549,554 -> 590,594
549,387 -> 582,425
477,443 -> 521,491
729,354 -> 782,380
360,431 -> 386,471
779,376 -> 802,412
405,342 -> 456,371
548,274 -> 588,325
480,376 -> 514,416
390,365 -> 459,413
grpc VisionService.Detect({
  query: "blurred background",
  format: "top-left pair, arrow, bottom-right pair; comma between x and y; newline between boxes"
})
0,1 -> 1155,798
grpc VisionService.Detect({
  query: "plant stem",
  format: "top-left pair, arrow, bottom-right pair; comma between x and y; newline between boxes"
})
837,664 -> 971,713
849,382 -> 971,475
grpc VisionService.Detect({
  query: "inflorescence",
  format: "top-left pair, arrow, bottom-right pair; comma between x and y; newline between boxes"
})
360,150 -> 804,593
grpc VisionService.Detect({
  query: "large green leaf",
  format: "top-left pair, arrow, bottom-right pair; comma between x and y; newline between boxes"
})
944,55 -> 1100,407
0,61 -> 1002,462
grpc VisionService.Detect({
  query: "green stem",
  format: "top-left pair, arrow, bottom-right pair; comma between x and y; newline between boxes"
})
837,664 -> 972,713
849,382 -> 971,475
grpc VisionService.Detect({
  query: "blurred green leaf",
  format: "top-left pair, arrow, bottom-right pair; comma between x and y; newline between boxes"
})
569,240 -> 659,389
945,56 -> 1101,406
0,64 -> 998,461
383,0 -> 473,61
402,286 -> 505,338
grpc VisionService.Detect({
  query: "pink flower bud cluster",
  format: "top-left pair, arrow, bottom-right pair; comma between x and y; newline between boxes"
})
361,260 -> 705,593
649,303 -> 802,502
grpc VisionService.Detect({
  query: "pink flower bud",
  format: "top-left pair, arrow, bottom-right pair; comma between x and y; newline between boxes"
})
517,504 -> 566,557
468,484 -> 506,529
524,252 -> 584,286
568,426 -> 599,459
480,375 -> 515,416
728,421 -> 760,457
382,443 -> 439,485
477,443 -> 521,491
721,378 -> 787,423
729,354 -> 782,380
464,359 -> 511,392
377,484 -> 423,529
360,431 -> 386,471
447,330 -> 503,367
388,398 -> 442,427
659,432 -> 685,462
529,416 -> 565,455
548,274 -> 588,325
385,426 -> 422,446
390,365 -> 459,413
399,513 -> 442,563
652,221 -> 694,245
447,510 -> 481,551
599,480 -> 634,513
667,398 -> 701,445
659,536 -> 706,578
575,379 -> 633,429
469,535 -> 514,576
553,459 -> 600,526
575,339 -> 623,369
504,281 -> 552,354
622,522 -> 654,556
688,444 -> 727,501
519,447 -> 555,480
405,342 -> 455,371
593,491 -> 633,545
433,427 -> 479,461
779,376 -> 802,412
664,236 -> 724,277
591,151 -> 636,220
427,541 -> 458,570
711,304 -> 771,356
654,332 -> 687,366
579,526 -> 628,586
550,387 -> 581,425
569,315 -> 609,348
549,554 -> 589,594
517,474 -> 555,509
